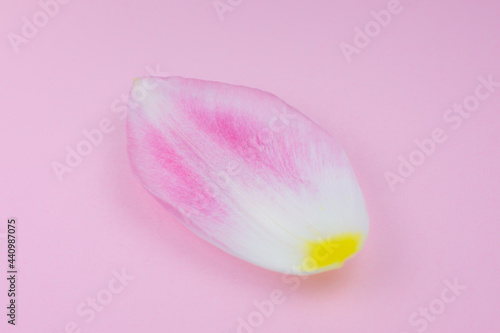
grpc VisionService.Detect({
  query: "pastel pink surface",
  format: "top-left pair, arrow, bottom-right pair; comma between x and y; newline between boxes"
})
1,0 -> 499,332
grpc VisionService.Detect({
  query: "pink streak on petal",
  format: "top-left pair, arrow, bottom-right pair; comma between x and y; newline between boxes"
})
179,90 -> 305,188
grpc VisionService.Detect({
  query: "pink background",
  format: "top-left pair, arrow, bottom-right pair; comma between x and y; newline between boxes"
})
1,0 -> 499,332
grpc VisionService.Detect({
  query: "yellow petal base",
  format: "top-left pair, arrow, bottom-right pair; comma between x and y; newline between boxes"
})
302,232 -> 363,272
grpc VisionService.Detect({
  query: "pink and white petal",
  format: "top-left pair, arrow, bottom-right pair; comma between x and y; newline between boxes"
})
126,76 -> 369,275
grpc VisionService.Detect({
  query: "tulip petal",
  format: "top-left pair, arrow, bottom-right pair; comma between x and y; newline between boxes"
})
127,77 -> 369,275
